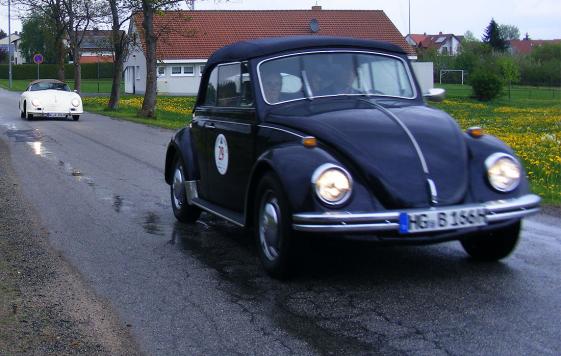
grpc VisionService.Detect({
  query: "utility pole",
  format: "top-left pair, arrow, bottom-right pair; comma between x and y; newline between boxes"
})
408,0 -> 411,36
8,0 -> 13,88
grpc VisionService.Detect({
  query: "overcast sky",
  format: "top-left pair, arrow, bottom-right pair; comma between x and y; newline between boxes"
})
1,0 -> 560,40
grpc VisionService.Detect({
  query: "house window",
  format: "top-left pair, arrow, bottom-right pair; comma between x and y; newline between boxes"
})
183,65 -> 194,75
171,66 -> 182,75
157,66 -> 165,77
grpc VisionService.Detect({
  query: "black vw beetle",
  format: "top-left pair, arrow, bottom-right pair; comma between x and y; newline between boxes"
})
165,36 -> 540,278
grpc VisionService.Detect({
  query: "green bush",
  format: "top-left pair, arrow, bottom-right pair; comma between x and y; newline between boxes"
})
0,63 -> 114,80
470,68 -> 504,100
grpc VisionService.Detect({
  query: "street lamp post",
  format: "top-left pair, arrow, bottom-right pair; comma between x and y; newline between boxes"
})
8,0 -> 13,88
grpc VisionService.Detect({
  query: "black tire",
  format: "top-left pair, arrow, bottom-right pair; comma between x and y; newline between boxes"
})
460,221 -> 521,261
254,172 -> 296,279
72,115 -> 80,121
20,107 -> 25,119
24,102 -> 32,120
170,157 -> 201,223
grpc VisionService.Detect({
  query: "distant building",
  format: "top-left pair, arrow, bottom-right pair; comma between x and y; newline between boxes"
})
508,36 -> 561,55
406,32 -> 463,55
77,29 -> 123,63
0,32 -> 24,64
125,7 -> 416,95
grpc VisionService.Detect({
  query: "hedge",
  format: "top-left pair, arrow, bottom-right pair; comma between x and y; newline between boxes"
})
0,63 -> 114,80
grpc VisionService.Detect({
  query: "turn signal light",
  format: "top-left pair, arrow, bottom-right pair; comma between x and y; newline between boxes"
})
302,136 -> 317,148
467,126 -> 484,138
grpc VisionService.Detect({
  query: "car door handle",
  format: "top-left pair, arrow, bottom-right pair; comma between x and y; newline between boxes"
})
205,122 -> 216,129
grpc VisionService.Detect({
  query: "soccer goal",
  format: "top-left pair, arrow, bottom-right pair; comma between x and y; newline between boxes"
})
439,69 -> 466,85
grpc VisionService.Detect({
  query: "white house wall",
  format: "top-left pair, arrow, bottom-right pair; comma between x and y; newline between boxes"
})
157,63 -> 206,96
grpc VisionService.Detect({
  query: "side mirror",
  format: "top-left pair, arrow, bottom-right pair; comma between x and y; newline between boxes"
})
423,88 -> 446,102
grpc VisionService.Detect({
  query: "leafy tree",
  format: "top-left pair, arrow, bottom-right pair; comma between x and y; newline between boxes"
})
470,66 -> 503,101
105,0 -> 133,110
497,56 -> 520,99
0,29 -> 6,39
0,48 -> 7,63
463,30 -> 478,43
456,41 -> 492,74
482,19 -> 507,52
19,14 -> 58,64
499,24 -> 520,41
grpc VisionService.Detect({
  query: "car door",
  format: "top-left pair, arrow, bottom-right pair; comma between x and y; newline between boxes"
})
196,62 -> 257,213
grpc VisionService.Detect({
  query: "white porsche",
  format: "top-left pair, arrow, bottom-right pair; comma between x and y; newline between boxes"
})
19,79 -> 83,121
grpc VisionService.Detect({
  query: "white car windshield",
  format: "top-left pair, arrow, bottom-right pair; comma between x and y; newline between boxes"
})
30,82 -> 71,91
258,51 -> 415,104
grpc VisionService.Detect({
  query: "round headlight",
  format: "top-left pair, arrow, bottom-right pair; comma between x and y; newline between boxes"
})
31,98 -> 41,107
71,98 -> 80,107
312,164 -> 352,205
485,153 -> 521,192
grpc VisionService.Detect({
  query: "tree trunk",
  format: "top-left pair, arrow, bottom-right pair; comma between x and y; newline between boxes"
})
56,36 -> 65,81
139,3 -> 157,118
108,0 -> 125,110
73,48 -> 81,92
108,56 -> 124,110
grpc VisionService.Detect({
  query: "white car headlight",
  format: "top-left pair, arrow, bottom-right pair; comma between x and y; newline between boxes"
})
71,98 -> 80,107
312,164 -> 352,205
31,98 -> 41,107
485,153 -> 521,192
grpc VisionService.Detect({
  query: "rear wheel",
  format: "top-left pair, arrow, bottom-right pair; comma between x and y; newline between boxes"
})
254,173 -> 296,279
24,102 -> 33,120
460,221 -> 521,261
170,157 -> 201,223
72,115 -> 80,121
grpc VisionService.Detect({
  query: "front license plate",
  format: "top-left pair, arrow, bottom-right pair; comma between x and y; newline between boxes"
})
399,207 -> 487,234
47,113 -> 66,118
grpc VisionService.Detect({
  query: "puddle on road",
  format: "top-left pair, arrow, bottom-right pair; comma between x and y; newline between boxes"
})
5,128 -> 43,142
142,212 -> 165,236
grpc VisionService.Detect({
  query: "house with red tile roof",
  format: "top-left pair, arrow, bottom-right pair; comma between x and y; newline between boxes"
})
124,7 -> 415,95
406,32 -> 463,56
508,38 -> 561,55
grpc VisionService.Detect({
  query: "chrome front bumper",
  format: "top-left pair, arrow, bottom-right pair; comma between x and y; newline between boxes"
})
292,194 -> 541,233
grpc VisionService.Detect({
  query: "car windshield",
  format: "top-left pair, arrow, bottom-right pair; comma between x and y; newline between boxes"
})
258,51 -> 415,104
29,82 -> 71,92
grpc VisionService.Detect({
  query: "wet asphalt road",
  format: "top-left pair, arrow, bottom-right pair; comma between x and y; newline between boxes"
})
1,88 -> 560,355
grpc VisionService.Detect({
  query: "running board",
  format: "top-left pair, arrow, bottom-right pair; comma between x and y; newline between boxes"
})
191,198 -> 245,227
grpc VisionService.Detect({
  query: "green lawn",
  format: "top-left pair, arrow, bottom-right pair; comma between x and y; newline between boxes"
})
0,79 -> 115,93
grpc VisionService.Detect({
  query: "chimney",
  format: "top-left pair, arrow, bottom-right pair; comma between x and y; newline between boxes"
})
312,5 -> 322,10
439,31 -> 443,35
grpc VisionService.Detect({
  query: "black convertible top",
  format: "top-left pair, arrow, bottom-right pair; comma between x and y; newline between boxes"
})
205,36 -> 406,68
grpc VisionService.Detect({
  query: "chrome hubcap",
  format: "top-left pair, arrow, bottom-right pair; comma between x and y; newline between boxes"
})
172,167 -> 185,208
259,195 -> 280,261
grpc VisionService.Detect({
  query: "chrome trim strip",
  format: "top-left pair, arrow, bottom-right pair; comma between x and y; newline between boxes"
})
257,125 -> 305,138
206,119 -> 252,126
294,223 -> 400,233
484,194 -> 541,213
486,208 -> 541,222
292,194 -> 541,233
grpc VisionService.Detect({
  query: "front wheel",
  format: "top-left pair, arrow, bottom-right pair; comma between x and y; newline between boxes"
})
170,157 -> 201,223
72,115 -> 80,121
254,173 -> 296,279
460,221 -> 521,261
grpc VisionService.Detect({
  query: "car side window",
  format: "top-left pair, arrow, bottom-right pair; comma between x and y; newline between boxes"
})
217,63 -> 242,107
205,67 -> 218,106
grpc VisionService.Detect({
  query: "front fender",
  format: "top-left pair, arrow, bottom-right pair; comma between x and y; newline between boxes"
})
164,127 -> 200,185
245,144 -> 379,224
466,134 -> 531,201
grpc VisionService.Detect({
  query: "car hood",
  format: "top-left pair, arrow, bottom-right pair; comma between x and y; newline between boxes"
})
266,103 -> 468,209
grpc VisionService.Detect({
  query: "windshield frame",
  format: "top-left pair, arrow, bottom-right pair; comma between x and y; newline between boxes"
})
257,50 -> 418,106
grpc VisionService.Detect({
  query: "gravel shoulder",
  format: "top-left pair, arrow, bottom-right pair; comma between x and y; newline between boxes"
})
0,138 -> 140,355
